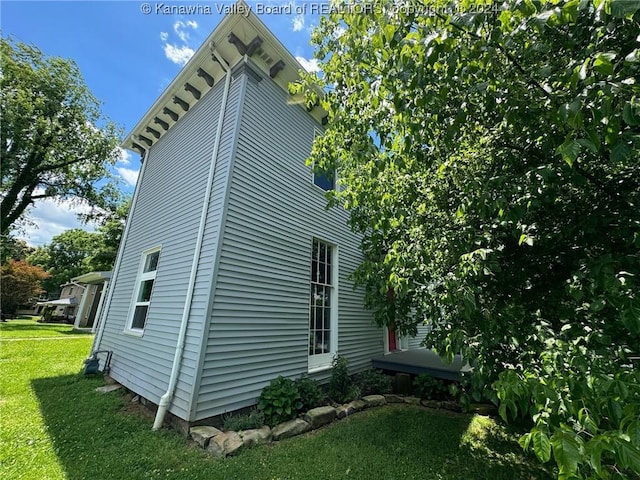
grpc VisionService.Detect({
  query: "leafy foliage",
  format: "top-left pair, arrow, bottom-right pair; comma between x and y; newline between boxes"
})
328,354 -> 360,403
28,229 -> 103,296
222,409 -> 265,432
0,236 -> 34,264
257,376 -> 303,427
295,0 -> 640,477
0,259 -> 49,314
296,376 -> 325,411
26,199 -> 129,296
356,369 -> 393,396
413,374 -> 450,401
0,36 -> 121,234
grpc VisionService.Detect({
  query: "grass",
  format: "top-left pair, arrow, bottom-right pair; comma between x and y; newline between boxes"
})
0,319 -> 553,480
0,317 -> 93,339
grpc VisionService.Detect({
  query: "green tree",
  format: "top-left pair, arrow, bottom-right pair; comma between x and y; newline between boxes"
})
0,260 -> 49,315
0,37 -> 121,235
296,0 -> 640,477
0,236 -> 34,263
87,198 -> 130,271
28,229 -> 102,296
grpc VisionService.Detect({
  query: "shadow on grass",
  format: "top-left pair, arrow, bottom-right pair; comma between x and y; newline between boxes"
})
33,373 -> 552,480
32,374 -> 193,480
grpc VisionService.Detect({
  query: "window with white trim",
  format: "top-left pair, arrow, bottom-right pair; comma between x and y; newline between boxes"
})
309,239 -> 337,370
127,247 -> 160,332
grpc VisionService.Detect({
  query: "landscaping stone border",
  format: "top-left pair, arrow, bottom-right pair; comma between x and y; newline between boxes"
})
188,393 -> 484,458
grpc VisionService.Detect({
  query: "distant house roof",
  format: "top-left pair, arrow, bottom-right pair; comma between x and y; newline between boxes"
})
72,271 -> 112,285
36,298 -> 78,307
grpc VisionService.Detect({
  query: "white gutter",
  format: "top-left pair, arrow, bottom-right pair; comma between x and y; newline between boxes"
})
92,149 -> 150,353
152,47 -> 232,431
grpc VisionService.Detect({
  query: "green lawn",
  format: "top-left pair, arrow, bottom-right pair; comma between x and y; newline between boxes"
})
0,317 -> 92,338
0,319 -> 552,480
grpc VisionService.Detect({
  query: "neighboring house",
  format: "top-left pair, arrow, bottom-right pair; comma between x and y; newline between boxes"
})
38,272 -> 111,329
91,4 -> 431,430
39,282 -> 80,322
16,297 -> 47,316
72,271 -> 111,332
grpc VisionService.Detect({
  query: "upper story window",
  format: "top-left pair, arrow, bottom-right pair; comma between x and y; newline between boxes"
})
313,170 -> 335,191
312,128 -> 335,191
127,246 -> 161,332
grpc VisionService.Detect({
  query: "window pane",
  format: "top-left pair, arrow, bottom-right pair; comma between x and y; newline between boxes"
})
144,251 -> 160,272
309,239 -> 334,358
314,171 -> 334,191
132,305 -> 148,329
138,279 -> 154,302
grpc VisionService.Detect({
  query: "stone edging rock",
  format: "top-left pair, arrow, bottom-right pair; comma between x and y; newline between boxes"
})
189,393 -> 473,458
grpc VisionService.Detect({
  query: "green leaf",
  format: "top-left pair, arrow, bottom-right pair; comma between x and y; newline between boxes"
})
551,430 -> 583,475
519,432 -> 533,451
615,439 -> 640,471
577,138 -> 597,153
593,52 -> 616,75
611,141 -> 632,163
556,138 -> 581,167
533,429 -> 552,463
623,102 -> 640,126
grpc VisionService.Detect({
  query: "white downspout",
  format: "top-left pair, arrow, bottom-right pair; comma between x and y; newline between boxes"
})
153,48 -> 231,430
92,149 -> 150,353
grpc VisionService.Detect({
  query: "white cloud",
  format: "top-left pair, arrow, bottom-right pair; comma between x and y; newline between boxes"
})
295,56 -> 320,73
116,147 -> 132,166
173,20 -> 198,43
117,166 -> 140,187
163,44 -> 195,66
292,14 -> 304,32
14,196 -> 96,247
160,31 -> 168,42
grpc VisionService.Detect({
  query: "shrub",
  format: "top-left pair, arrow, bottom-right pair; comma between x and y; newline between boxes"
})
328,354 -> 360,403
356,369 -> 393,396
257,376 -> 303,427
296,376 -> 324,411
413,374 -> 449,400
222,409 -> 265,431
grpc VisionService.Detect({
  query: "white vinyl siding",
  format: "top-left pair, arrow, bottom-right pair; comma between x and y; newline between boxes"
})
95,78 -> 236,420
194,63 -> 383,420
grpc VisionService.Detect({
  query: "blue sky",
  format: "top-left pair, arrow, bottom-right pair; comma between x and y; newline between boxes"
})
2,0 -> 321,246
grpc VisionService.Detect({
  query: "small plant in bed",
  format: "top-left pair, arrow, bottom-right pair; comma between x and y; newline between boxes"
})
296,376 -> 324,411
413,374 -> 457,401
258,376 -> 303,427
222,409 -> 265,431
328,355 -> 360,403
356,369 -> 393,396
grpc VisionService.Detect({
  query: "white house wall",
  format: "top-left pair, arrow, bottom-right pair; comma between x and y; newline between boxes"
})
193,64 -> 383,421
96,78 -> 237,420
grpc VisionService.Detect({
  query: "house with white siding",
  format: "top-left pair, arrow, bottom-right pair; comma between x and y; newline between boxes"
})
91,4 -> 432,430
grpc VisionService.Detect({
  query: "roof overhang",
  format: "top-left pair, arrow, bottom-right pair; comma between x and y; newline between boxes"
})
72,271 -> 112,284
37,298 -> 78,306
122,0 -> 326,156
